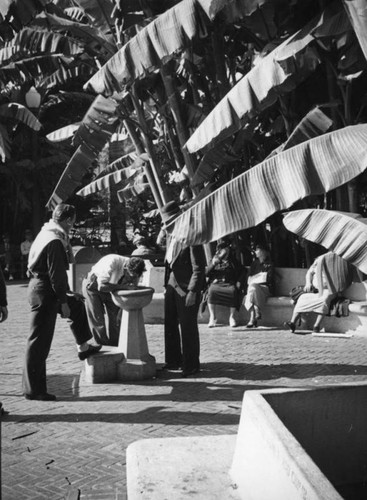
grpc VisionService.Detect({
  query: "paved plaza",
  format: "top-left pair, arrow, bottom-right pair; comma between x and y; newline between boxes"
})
1,282 -> 367,499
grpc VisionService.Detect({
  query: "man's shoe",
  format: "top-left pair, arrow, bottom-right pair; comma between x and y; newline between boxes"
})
161,363 -> 181,370
246,319 -> 257,328
78,344 -> 102,360
313,325 -> 321,333
25,393 -> 56,401
182,368 -> 200,378
284,321 -> 296,333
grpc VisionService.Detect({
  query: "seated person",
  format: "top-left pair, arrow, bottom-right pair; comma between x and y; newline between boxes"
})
285,251 -> 359,333
244,243 -> 274,328
206,238 -> 246,328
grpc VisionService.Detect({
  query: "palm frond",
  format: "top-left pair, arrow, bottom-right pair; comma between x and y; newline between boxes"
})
170,124 -> 367,246
283,209 -> 367,273
185,3 -> 349,154
0,103 -> 42,130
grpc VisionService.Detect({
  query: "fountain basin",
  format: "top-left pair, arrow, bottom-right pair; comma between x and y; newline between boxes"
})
112,286 -> 154,310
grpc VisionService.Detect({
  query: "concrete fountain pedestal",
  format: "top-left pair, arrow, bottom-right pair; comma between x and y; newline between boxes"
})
83,286 -> 156,383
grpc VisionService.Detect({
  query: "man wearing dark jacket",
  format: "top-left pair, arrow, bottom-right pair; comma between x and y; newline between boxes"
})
162,201 -> 206,377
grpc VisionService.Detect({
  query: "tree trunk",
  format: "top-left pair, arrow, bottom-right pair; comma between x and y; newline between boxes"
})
131,87 -> 169,207
160,63 -> 198,183
211,22 -> 230,100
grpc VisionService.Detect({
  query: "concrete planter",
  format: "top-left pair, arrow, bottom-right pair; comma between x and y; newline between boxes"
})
231,385 -> 367,499
127,385 -> 367,499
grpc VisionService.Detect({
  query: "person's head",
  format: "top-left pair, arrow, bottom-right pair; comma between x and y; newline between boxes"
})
216,237 -> 232,259
2,233 -> 10,242
52,204 -> 76,233
24,229 -> 33,241
125,257 -> 146,281
254,243 -> 270,262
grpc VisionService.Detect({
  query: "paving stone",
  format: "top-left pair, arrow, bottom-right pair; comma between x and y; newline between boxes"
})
1,282 -> 367,499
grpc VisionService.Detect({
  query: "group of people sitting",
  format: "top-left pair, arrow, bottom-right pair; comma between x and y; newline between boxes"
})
205,238 -> 274,329
206,237 -> 362,334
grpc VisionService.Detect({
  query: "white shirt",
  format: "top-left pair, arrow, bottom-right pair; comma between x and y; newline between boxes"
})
90,254 -> 131,289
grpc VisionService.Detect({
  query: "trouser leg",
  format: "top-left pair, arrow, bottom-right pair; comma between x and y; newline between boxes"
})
103,294 -> 120,346
177,294 -> 200,372
23,281 -> 58,396
164,285 -> 182,366
66,295 -> 92,345
82,279 -> 110,345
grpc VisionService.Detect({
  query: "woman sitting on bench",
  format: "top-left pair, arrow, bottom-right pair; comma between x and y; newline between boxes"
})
244,244 -> 274,328
285,251 -> 358,334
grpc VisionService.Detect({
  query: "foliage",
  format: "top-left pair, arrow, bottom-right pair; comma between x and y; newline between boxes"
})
2,0 -> 367,267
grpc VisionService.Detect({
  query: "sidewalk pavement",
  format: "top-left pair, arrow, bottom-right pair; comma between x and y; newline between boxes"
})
1,282 -> 367,500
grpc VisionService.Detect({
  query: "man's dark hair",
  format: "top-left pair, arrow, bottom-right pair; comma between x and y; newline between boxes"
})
52,204 -> 76,222
128,257 -> 146,276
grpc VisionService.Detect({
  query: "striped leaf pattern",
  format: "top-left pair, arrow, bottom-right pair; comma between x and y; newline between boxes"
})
283,209 -> 367,273
76,165 -> 142,197
169,124 -> 367,246
185,4 -> 347,154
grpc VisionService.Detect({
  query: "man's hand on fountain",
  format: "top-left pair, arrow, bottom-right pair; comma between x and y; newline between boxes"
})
117,283 -> 139,290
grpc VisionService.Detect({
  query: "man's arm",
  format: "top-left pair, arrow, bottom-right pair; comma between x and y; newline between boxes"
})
47,240 -> 70,316
186,245 -> 206,306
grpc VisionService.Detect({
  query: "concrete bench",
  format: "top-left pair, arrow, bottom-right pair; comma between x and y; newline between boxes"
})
141,265 -> 367,335
127,384 -> 367,499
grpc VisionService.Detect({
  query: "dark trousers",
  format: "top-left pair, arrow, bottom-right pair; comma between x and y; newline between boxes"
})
164,284 -> 200,372
22,278 -> 91,396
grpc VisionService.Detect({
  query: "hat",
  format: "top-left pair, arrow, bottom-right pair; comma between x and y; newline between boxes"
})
161,200 -> 181,225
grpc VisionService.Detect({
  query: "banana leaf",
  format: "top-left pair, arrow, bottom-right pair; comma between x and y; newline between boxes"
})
342,0 -> 367,61
46,95 -> 120,209
169,124 -> 367,246
76,154 -> 149,196
283,208 -> 367,273
185,3 -> 349,154
73,0 -> 115,36
117,180 -> 150,202
267,106 -> 333,158
32,12 -> 116,56
46,143 -> 95,210
37,62 -> 96,90
46,123 -> 81,142
0,103 -> 41,131
84,0 -> 284,95
76,165 -> 142,197
0,28 -> 84,64
72,95 -> 119,153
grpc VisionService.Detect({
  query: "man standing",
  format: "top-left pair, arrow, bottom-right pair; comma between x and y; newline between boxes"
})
82,255 -> 146,346
0,266 -> 8,322
23,204 -> 100,401
162,201 -> 206,377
